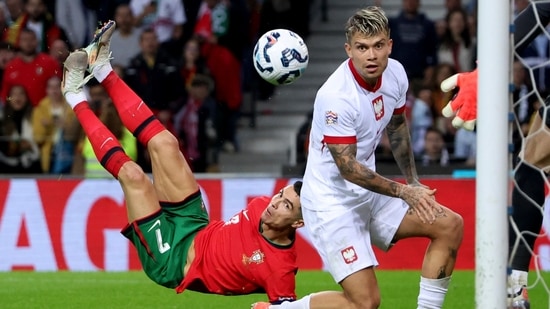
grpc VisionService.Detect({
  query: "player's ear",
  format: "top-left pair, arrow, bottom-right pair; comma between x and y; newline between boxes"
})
292,219 -> 305,229
344,42 -> 352,58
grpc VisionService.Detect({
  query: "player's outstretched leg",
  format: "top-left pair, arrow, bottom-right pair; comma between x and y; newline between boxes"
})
62,50 -> 132,180
85,21 -> 198,202
85,20 -> 165,148
63,49 -> 161,221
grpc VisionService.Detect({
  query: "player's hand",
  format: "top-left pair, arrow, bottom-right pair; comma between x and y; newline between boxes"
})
440,69 -> 478,131
399,185 -> 441,224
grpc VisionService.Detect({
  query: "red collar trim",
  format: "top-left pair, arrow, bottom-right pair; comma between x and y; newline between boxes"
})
347,59 -> 382,92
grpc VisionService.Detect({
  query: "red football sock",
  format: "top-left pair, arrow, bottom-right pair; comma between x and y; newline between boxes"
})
74,103 -> 132,179
100,71 -> 165,146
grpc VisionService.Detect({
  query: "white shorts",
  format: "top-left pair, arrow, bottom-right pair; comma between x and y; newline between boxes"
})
302,194 -> 408,283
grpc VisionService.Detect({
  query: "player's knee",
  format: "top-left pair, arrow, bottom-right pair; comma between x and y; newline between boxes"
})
148,131 -> 180,154
346,290 -> 381,309
118,162 -> 149,187
441,211 -> 464,246
349,296 -> 380,309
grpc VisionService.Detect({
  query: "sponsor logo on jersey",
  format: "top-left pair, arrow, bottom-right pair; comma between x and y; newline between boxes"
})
325,111 -> 338,125
372,95 -> 384,120
242,249 -> 265,265
341,246 -> 358,264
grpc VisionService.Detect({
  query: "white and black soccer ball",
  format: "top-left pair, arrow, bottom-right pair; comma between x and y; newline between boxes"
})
253,29 -> 309,86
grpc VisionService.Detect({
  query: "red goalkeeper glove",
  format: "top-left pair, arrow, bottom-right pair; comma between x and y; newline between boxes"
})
440,69 -> 478,131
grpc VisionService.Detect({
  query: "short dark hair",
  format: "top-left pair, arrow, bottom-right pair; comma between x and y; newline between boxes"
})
293,181 -> 302,196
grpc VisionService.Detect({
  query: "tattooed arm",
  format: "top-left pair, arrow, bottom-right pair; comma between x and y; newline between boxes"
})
327,141 -> 437,223
327,142 -> 403,198
385,113 -> 420,185
327,113 -> 438,223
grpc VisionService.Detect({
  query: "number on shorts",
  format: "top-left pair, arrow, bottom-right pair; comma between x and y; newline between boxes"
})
155,229 -> 171,254
147,219 -> 171,254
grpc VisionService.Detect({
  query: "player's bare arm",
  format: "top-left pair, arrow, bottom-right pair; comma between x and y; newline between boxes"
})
386,113 -> 441,222
327,142 -> 400,195
327,142 -> 436,223
385,113 -> 419,185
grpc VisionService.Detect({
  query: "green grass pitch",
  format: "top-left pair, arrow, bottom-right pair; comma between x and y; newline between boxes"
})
0,270 -> 548,308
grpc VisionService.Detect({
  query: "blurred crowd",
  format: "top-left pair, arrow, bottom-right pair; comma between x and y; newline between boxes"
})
2,0 -> 548,177
392,0 -> 550,169
296,0 -> 549,171
0,0 -> 312,176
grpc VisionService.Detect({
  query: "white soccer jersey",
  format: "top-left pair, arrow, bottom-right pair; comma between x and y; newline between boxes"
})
302,58 -> 408,211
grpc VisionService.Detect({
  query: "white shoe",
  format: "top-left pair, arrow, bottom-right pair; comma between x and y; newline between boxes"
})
61,50 -> 89,96
507,285 -> 530,309
83,20 -> 116,73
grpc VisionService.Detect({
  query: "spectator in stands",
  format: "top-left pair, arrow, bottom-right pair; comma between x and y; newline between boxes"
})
445,0 -> 463,11
32,76 -> 80,174
437,8 -> 475,73
0,42 -> 15,86
194,0 -> 247,146
124,28 -> 183,171
0,84 -> 41,173
429,62 -> 457,141
55,0 -> 97,49
1,28 -> 61,106
4,0 -> 24,25
48,38 -> 69,67
418,126 -> 450,166
173,74 -> 217,172
194,0 -> 249,63
453,127 -> 476,167
0,2 -> 11,35
110,3 -> 141,69
75,80 -> 137,178
389,0 -> 438,87
197,34 -> 242,154
410,86 -> 434,156
130,0 -> 186,56
125,28 -> 183,123
180,37 -> 210,91
4,0 -> 70,52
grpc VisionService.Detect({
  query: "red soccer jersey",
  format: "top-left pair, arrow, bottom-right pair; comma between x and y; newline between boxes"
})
1,53 -> 61,106
176,196 -> 298,303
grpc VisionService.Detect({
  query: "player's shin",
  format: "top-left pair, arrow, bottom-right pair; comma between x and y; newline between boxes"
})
100,72 -> 165,147
73,103 -> 131,178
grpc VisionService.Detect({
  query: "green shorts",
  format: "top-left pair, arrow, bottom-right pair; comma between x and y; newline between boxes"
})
121,191 -> 209,288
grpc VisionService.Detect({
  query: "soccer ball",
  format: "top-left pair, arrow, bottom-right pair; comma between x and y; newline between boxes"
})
253,29 -> 309,85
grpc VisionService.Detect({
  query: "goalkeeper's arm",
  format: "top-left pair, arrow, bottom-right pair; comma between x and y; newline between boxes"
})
515,2 -> 550,51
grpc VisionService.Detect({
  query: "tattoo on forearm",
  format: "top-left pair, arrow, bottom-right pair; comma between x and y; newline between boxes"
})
328,143 -> 395,194
386,114 -> 415,179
